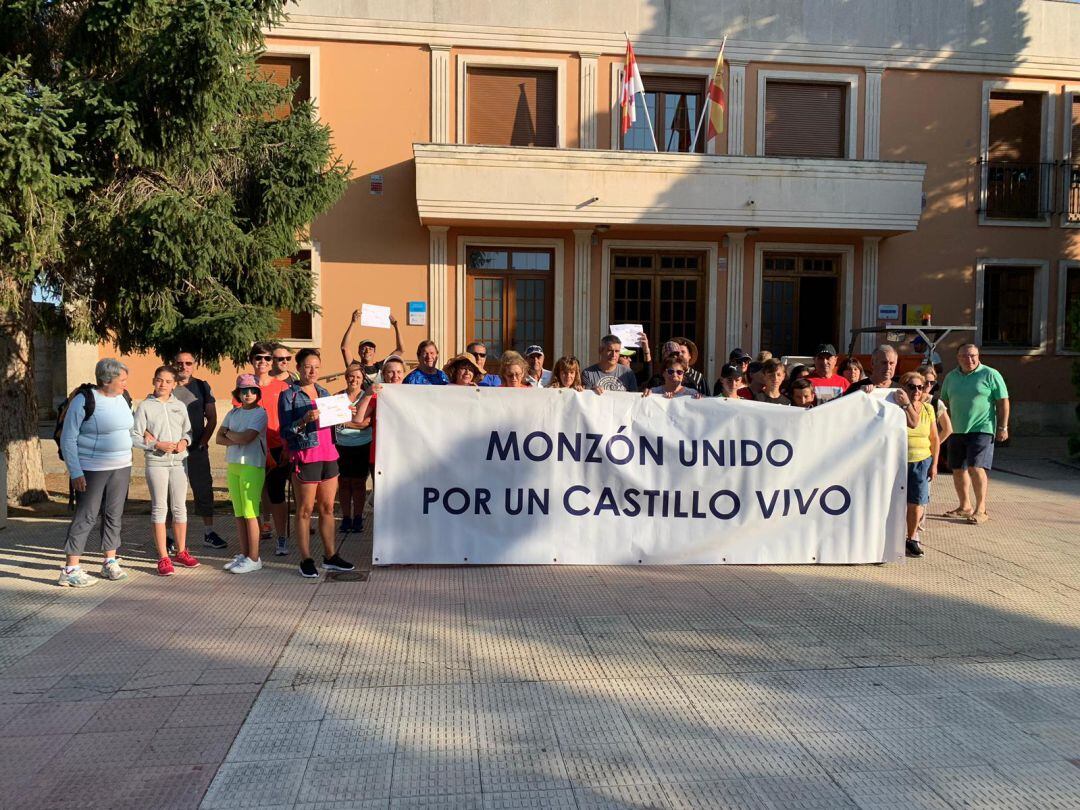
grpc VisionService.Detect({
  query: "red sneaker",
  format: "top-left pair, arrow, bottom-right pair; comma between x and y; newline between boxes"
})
157,557 -> 175,577
260,523 -> 273,540
172,550 -> 200,568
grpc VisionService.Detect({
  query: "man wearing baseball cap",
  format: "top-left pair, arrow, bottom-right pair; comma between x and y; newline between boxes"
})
808,343 -> 849,402
340,308 -> 404,389
524,345 -> 552,387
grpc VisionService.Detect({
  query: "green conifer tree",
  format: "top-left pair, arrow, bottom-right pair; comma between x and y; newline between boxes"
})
0,1 -> 349,504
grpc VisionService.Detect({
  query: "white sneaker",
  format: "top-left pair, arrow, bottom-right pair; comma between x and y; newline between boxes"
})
57,568 -> 97,588
223,553 -> 245,570
101,559 -> 128,581
231,557 -> 263,574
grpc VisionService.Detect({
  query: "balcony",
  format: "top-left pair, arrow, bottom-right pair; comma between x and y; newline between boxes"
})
978,160 -> 1055,222
414,144 -> 926,233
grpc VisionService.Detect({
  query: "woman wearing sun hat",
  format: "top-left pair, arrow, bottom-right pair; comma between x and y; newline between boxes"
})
444,352 -> 484,386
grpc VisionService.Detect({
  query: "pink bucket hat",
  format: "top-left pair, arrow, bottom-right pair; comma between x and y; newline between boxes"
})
235,373 -> 259,389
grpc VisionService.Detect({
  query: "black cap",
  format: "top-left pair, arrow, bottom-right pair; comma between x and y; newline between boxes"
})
747,361 -> 764,375
815,343 -> 837,357
720,363 -> 742,379
729,348 -> 751,362
525,344 -> 544,357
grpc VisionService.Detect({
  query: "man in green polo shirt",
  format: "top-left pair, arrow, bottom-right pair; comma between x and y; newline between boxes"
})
939,344 -> 1010,525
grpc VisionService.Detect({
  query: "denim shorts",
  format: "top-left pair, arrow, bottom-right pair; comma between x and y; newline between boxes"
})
907,456 -> 932,506
947,432 -> 994,471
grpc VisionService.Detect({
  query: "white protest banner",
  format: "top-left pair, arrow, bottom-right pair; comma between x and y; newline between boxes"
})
609,323 -> 643,348
314,394 -> 353,428
374,387 -> 907,565
360,303 -> 392,329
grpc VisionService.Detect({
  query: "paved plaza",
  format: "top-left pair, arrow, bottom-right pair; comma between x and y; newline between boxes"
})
1,441 -> 1079,809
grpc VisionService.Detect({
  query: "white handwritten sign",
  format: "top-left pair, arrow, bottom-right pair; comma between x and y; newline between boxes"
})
314,394 -> 353,428
609,323 -> 643,348
360,303 -> 392,329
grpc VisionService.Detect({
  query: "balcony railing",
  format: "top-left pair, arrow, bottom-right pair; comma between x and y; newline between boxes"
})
978,160 -> 1080,222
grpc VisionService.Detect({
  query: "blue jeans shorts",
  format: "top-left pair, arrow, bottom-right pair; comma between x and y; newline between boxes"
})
907,457 -> 932,506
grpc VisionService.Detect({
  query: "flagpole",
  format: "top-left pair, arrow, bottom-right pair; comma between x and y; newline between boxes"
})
691,36 -> 727,152
625,32 -> 659,151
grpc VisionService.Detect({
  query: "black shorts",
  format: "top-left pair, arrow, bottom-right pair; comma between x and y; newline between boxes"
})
294,459 -> 339,484
266,446 -> 289,504
337,444 -> 372,480
947,432 -> 995,471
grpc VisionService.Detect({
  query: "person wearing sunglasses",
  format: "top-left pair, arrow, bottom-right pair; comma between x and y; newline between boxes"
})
643,356 -> 702,399
246,342 -> 291,555
172,352 -> 224,551
898,371 -> 940,558
270,343 -> 299,383
467,341 -> 502,387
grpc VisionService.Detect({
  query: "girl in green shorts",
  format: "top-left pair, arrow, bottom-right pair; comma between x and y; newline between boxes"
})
215,374 -> 268,573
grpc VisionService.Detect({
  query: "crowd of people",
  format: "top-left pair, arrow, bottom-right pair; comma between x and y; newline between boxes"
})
55,313 -> 1011,586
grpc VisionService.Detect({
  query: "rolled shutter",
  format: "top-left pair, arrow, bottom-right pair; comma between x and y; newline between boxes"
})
987,92 -> 1041,162
258,56 -> 311,120
764,81 -> 846,158
1072,97 -> 1080,158
466,67 -> 556,147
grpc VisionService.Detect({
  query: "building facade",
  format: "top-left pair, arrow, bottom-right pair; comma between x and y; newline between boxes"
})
99,0 -> 1080,431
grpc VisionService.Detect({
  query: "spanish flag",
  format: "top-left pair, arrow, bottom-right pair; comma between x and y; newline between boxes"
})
705,43 -> 726,143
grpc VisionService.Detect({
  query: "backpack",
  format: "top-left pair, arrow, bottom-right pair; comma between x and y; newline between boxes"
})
53,384 -> 133,460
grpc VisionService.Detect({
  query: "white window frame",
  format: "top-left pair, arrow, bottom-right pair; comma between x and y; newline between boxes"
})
456,54 -> 567,147
755,70 -> 860,160
262,43 -> 321,120
607,62 -> 720,155
751,242 -> 855,357
974,258 -> 1050,356
456,236 -> 566,358
599,239 -> 722,382
276,241 -> 322,349
1062,84 -> 1080,228
979,80 -> 1055,228
1057,260 -> 1080,356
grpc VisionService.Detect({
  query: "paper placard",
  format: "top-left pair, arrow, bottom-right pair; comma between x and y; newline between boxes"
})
360,303 -> 392,329
314,394 -> 353,428
609,323 -> 643,348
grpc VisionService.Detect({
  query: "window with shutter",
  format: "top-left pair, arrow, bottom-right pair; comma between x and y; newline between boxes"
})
257,56 -> 310,120
1068,97 -> 1080,223
984,91 -> 1044,219
763,81 -> 846,158
982,265 -> 1035,348
466,68 -> 557,147
273,250 -> 314,341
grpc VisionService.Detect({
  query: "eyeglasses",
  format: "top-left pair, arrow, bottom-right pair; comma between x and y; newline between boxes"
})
905,383 -> 926,391
252,355 -> 272,362
176,360 -> 195,366
274,355 -> 292,362
665,369 -> 685,377
473,352 -> 486,358
238,388 -> 259,395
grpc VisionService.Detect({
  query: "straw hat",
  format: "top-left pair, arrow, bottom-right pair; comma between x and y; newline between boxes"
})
443,352 -> 483,379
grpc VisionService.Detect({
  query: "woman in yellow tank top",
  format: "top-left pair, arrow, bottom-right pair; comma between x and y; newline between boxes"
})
899,371 -> 940,558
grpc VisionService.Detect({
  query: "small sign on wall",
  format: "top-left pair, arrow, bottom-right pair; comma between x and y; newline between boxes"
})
877,304 -> 900,320
369,174 -> 383,195
407,301 -> 427,326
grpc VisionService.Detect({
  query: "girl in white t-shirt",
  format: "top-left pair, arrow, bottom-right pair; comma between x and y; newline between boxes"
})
215,374 -> 268,574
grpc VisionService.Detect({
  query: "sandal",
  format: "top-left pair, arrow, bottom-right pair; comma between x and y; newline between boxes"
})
943,507 -> 972,518
966,512 -> 989,525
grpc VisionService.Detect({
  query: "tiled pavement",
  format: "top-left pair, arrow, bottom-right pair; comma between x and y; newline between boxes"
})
1,447 -> 1079,809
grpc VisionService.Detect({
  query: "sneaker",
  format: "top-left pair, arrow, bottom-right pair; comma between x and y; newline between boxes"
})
101,558 -> 128,581
322,554 -> 354,572
354,515 -> 364,534
172,550 -> 200,568
260,522 -> 273,540
339,516 -> 353,534
231,557 -> 264,574
166,538 -> 177,556
275,537 -> 289,556
203,531 -> 227,550
57,567 -> 97,588
299,558 -> 319,578
223,553 -> 245,570
157,557 -> 175,577
905,538 -> 925,558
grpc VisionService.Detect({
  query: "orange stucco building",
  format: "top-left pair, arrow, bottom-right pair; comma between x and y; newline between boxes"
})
95,0 -> 1080,432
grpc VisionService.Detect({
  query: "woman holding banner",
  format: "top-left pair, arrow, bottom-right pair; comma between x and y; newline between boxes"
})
352,356 -> 407,486
499,351 -> 531,388
548,356 -> 585,391
643,356 -> 701,399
